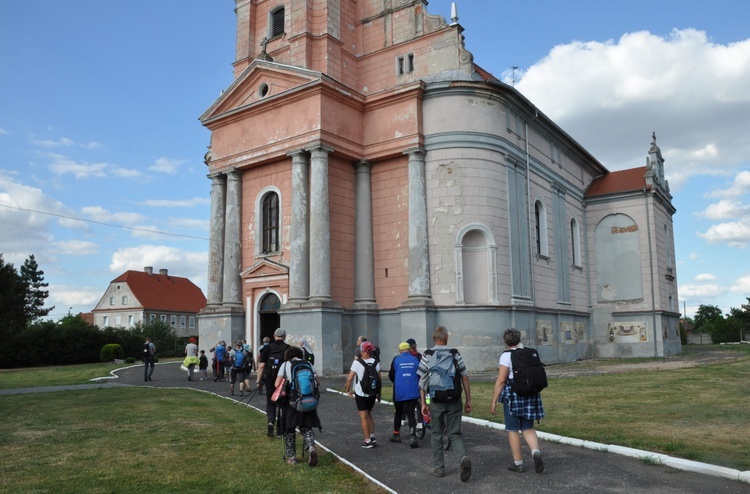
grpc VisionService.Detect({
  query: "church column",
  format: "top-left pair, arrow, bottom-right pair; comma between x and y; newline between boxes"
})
307,144 -> 334,304
206,173 -> 226,307
404,148 -> 433,304
288,149 -> 310,304
354,160 -> 377,308
222,169 -> 243,307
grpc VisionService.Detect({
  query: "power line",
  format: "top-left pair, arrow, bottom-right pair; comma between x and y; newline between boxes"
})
0,203 -> 209,241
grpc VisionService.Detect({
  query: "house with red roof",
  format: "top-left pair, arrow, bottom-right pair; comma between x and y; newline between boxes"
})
91,267 -> 206,337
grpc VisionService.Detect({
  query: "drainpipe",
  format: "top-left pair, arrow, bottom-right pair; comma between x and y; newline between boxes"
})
525,114 -> 538,304
644,187 -> 659,357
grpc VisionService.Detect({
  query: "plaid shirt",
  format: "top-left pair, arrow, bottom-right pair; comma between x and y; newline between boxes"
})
499,380 -> 545,420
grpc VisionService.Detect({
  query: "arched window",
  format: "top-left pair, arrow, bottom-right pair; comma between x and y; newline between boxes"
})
455,224 -> 498,305
262,192 -> 279,254
570,218 -> 581,266
269,6 -> 285,38
534,199 -> 548,257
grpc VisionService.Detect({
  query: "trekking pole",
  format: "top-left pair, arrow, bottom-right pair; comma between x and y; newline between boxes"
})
241,387 -> 260,407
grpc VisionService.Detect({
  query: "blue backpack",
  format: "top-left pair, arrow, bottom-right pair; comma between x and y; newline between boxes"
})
233,349 -> 246,369
289,361 -> 319,412
424,348 -> 462,403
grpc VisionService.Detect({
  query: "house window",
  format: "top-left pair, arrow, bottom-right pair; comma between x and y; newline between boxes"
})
109,296 -> 114,306
262,191 -> 279,253
189,316 -> 196,329
160,314 -> 167,323
170,315 -> 177,327
269,6 -> 284,38
121,295 -> 128,305
535,200 -> 549,257
103,316 -> 109,326
180,316 -> 186,329
149,314 -> 156,323
115,315 -> 121,326
128,314 -> 134,327
571,218 -> 581,267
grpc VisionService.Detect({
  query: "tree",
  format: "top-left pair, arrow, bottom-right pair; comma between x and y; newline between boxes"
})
20,254 -> 54,324
0,254 -> 26,340
728,297 -> 750,341
693,304 -> 724,333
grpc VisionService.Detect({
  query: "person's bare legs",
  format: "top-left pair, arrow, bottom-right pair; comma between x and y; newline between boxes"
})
358,410 -> 372,440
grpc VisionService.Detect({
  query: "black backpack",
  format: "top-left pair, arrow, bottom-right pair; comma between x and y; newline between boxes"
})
265,343 -> 289,386
356,358 -> 381,395
506,347 -> 548,397
142,342 -> 153,358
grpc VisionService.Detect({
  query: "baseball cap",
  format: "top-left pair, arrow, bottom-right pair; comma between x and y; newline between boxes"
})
398,342 -> 410,351
406,338 -> 416,347
274,328 -> 286,338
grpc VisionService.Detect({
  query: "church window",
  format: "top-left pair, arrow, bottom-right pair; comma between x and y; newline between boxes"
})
571,218 -> 581,267
262,191 -> 279,254
269,6 -> 285,38
455,225 -> 498,305
535,200 -> 549,257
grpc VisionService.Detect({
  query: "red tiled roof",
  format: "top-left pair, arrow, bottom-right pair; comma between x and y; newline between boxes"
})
585,167 -> 649,198
110,270 -> 206,312
473,63 -> 500,82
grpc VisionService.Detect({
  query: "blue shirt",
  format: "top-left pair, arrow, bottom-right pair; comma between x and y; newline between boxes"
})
389,351 -> 421,402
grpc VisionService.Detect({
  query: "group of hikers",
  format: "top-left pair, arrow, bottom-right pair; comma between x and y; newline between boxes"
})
155,325 -> 547,481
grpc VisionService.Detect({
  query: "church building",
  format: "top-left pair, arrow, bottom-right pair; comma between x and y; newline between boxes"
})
197,0 -> 681,375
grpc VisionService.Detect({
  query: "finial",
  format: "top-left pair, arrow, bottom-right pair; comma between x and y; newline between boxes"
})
450,2 -> 459,24
652,131 -> 657,145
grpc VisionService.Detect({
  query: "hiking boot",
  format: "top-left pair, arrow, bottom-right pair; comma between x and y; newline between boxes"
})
409,434 -> 419,448
308,447 -> 318,467
389,433 -> 402,443
429,468 -> 445,478
460,456 -> 472,482
361,440 -> 375,449
508,463 -> 525,473
533,451 -> 544,473
267,423 -> 274,438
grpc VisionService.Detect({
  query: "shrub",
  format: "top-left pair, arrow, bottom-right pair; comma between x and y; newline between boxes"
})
100,344 -> 124,362
125,357 -> 135,364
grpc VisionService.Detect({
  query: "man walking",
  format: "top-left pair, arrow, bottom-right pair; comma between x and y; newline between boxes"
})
257,328 -> 290,437
418,326 -> 472,482
142,337 -> 155,382
388,342 -> 421,447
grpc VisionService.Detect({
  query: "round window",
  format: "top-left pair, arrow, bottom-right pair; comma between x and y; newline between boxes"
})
258,83 -> 270,98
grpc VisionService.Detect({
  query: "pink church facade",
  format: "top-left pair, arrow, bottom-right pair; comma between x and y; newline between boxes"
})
198,1 -> 681,375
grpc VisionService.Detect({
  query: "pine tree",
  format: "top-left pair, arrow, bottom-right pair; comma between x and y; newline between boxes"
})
20,254 -> 54,324
0,254 -> 26,338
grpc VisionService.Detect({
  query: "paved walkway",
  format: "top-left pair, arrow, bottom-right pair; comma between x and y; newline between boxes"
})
4,361 -> 748,493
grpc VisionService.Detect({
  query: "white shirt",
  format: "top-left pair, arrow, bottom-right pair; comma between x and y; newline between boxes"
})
350,357 -> 380,396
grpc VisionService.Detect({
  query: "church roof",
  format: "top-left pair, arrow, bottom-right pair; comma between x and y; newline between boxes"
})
585,166 -> 649,198
109,270 -> 206,312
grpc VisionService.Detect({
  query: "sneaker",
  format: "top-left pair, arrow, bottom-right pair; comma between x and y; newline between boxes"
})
409,434 -> 419,448
308,447 -> 318,467
507,463 -> 525,473
361,440 -> 375,449
369,435 -> 377,446
533,451 -> 544,473
285,457 -> 297,465
460,456 -> 472,482
267,423 -> 274,438
429,468 -> 445,478
389,434 -> 402,443
416,422 -> 424,431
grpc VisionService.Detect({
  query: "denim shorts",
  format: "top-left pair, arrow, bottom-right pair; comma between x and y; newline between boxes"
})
503,400 -> 535,432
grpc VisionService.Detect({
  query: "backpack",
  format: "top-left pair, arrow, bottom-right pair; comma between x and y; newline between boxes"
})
142,342 -> 153,358
289,361 -> 320,412
424,348 -> 462,403
302,348 -> 315,366
233,349 -> 246,369
356,358 -> 381,395
265,343 -> 288,386
506,347 -> 548,397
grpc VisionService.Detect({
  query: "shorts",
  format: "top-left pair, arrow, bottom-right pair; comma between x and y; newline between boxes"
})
355,393 -> 377,412
230,367 -> 246,384
503,400 -> 535,432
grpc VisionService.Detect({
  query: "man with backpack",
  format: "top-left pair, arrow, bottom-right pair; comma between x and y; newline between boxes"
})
275,346 -> 322,466
344,341 -> 381,448
257,328 -> 290,437
490,328 -> 545,474
418,325 -> 472,482
388,341 -> 421,447
142,337 -> 155,382
229,341 -> 249,396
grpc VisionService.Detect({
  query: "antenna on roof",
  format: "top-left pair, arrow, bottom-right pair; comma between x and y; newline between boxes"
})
511,66 -> 519,86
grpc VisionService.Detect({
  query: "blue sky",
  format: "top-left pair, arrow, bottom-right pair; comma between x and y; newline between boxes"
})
1,1 -> 749,319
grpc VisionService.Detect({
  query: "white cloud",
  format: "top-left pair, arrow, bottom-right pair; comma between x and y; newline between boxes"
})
706,170 -> 750,199
694,273 -> 716,281
697,199 -> 750,220
697,217 -> 750,247
48,285 -> 103,307
729,275 -> 750,294
688,253 -> 699,260
516,29 -> 750,190
47,153 -> 108,178
141,197 -> 210,208
149,157 -> 187,174
0,128 -> 9,135
679,283 -> 726,298
81,206 -> 146,225
30,136 -> 75,148
110,167 -> 143,178
54,240 -> 98,255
